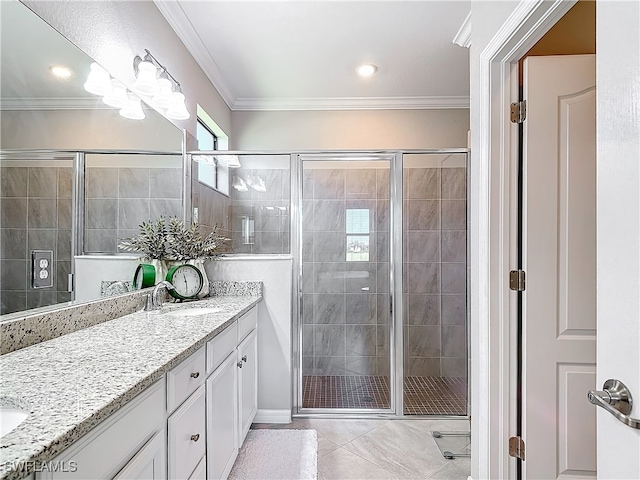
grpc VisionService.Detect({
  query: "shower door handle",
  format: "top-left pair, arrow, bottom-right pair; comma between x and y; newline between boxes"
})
588,379 -> 640,429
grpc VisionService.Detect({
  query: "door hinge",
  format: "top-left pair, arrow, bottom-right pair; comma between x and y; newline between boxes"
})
509,436 -> 525,461
510,100 -> 527,123
509,270 -> 526,291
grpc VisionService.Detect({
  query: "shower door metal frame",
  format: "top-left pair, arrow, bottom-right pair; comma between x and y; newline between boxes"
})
292,149 -> 470,418
295,152 -> 399,416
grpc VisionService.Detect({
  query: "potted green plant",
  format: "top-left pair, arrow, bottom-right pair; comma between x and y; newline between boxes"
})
118,217 -> 170,284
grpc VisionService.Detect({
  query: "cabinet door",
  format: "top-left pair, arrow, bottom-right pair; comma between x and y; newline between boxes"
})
206,352 -> 238,480
112,430 -> 166,480
168,386 -> 206,480
237,328 -> 258,446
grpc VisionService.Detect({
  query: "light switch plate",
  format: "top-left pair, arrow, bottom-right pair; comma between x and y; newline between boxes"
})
32,250 -> 54,289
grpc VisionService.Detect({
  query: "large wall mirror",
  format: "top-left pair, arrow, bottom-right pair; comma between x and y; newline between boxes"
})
0,1 -> 183,317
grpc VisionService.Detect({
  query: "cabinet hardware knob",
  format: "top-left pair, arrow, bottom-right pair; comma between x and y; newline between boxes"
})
237,361 -> 243,368
190,372 -> 200,378
191,434 -> 200,442
242,355 -> 247,362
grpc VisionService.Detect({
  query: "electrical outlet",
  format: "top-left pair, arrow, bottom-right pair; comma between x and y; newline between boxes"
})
32,250 -> 54,289
193,207 -> 199,223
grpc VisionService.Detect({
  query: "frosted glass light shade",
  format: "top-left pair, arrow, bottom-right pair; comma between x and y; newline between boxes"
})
119,92 -> 145,120
216,155 -> 241,168
84,63 -> 111,96
232,176 -> 248,191
102,79 -> 129,109
152,77 -> 175,109
166,91 -> 190,120
133,61 -> 159,96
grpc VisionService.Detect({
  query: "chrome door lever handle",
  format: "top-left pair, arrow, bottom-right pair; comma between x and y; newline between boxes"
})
588,379 -> 640,429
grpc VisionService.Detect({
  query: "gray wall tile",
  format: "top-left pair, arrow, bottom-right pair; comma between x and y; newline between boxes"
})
313,169 -> 344,199
407,200 -> 440,230
345,294 -> 377,324
314,325 -> 346,356
442,325 -> 466,357
314,356 -> 345,376
86,199 -> 117,229
442,263 -> 466,294
406,357 -> 441,377
150,199 -> 182,221
407,325 -> 441,357
57,199 -> 72,229
441,200 -> 466,230
85,229 -> 117,253
0,260 -> 27,290
406,168 -> 440,199
406,262 -> 440,294
441,168 -> 466,199
27,229 -> 56,253
27,290 -> 57,310
57,168 -> 72,198
407,231 -> 440,262
118,199 -> 151,229
345,262 -> 376,293
28,167 -> 57,198
86,168 -> 118,198
1,199 -> 27,228
1,167 -> 28,197
407,294 -> 440,325
314,294 -> 346,324
313,232 -> 345,262
150,168 -> 182,199
346,325 -> 377,356
1,229 -> 26,259
345,356 -> 378,375
57,229 -> 72,261
314,263 -> 345,293
376,169 -> 389,199
28,199 -> 57,228
442,230 -> 466,262
441,358 -> 466,378
311,200 -> 345,232
119,168 -> 150,198
346,169 -> 376,199
442,295 -> 466,325
1,290 -> 27,314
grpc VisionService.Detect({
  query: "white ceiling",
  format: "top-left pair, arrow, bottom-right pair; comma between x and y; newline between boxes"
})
155,1 -> 471,111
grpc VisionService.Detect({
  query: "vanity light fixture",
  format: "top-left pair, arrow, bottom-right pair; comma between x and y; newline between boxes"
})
356,64 -> 378,77
133,49 -> 190,120
232,175 -> 248,192
102,79 -> 129,109
84,63 -> 111,96
119,92 -> 145,120
50,65 -> 74,79
215,155 -> 241,169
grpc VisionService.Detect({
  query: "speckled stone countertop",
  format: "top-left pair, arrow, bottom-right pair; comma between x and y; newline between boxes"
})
0,292 -> 262,480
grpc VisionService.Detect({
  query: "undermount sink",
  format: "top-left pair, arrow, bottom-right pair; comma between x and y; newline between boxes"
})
0,400 -> 29,437
165,307 -> 223,317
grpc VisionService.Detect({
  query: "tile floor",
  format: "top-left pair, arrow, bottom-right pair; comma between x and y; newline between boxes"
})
253,417 -> 471,480
302,375 -> 467,415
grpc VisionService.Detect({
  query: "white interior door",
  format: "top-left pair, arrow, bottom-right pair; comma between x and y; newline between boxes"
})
596,2 -> 640,477
522,54 -> 596,479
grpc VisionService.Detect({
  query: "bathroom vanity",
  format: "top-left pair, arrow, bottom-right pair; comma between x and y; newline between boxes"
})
0,284 -> 261,480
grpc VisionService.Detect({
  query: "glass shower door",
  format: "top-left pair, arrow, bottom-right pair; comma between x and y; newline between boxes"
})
299,156 -> 393,412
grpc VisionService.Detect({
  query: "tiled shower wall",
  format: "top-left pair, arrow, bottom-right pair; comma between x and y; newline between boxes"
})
0,164 -> 73,314
403,166 -> 467,378
228,165 -> 290,254
301,167 -> 391,377
300,163 -> 467,380
85,166 -> 182,253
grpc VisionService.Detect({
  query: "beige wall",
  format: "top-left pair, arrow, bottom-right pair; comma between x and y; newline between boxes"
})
22,0 -> 231,138
231,109 -> 469,150
1,108 -> 181,151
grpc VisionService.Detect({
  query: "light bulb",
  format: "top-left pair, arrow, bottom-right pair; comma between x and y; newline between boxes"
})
152,76 -> 175,109
165,91 -> 190,120
356,64 -> 378,77
133,59 -> 159,96
119,92 -> 145,120
84,63 -> 111,96
102,79 -> 129,109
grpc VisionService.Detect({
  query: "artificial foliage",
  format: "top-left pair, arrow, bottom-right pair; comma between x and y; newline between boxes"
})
118,216 -> 229,261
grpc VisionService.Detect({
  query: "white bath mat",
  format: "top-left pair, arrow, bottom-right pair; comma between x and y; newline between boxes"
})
228,429 -> 318,480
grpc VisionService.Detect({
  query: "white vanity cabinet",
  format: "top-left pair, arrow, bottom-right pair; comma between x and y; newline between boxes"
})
35,305 -> 259,480
37,380 -> 166,480
206,306 -> 259,480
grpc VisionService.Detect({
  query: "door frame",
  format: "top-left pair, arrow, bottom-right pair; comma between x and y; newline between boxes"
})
471,0 -> 577,478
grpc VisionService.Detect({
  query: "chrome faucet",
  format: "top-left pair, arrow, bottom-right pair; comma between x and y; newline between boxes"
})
145,281 -> 176,311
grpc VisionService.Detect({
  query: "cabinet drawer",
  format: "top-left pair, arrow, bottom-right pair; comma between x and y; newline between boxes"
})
168,386 -> 206,480
237,307 -> 258,342
167,347 -> 205,413
207,322 -> 237,374
44,381 -> 165,480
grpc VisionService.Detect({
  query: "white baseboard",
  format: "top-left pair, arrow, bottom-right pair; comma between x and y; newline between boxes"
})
254,409 -> 292,424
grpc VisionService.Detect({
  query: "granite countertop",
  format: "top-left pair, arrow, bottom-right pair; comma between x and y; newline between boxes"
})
0,293 -> 261,480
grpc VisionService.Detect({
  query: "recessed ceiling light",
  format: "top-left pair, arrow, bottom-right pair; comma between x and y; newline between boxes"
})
49,65 -> 74,79
356,64 -> 378,77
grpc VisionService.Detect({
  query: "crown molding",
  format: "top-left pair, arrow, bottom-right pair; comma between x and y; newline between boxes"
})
453,12 -> 472,48
153,0 -> 236,109
232,96 -> 470,111
0,97 -> 107,111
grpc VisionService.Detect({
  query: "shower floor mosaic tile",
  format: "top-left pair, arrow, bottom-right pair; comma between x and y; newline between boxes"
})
302,375 -> 467,415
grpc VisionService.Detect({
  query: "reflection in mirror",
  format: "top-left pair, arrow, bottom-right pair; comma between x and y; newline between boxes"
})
0,2 -> 182,317
191,154 -> 291,255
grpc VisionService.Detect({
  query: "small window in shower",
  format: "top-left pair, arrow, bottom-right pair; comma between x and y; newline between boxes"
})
346,208 -> 370,261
